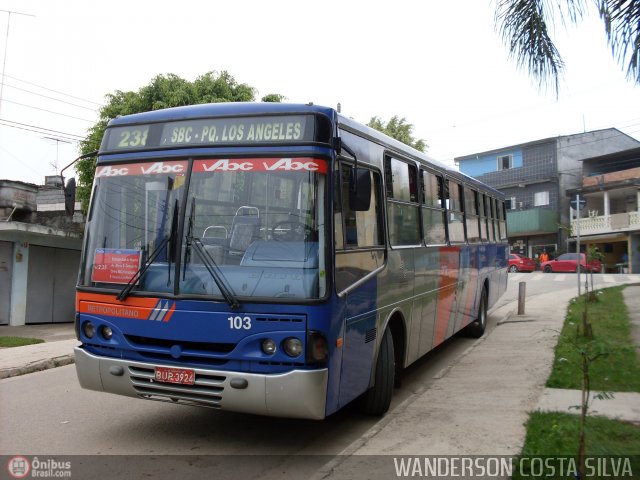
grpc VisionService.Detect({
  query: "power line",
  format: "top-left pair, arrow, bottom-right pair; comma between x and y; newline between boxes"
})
1,98 -> 95,122
0,119 -> 84,139
2,73 -> 103,107
0,120 -> 81,143
3,83 -> 98,111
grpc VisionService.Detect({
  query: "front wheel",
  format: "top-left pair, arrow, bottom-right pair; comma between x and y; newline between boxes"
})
544,265 -> 553,273
359,328 -> 395,416
508,265 -> 518,273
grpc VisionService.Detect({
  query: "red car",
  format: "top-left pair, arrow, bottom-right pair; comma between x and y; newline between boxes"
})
508,253 -> 537,273
541,253 -> 601,273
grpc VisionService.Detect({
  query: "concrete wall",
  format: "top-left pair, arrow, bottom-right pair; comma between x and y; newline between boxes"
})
458,148 -> 523,177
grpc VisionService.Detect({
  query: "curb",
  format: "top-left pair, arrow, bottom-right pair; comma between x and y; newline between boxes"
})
0,353 -> 75,380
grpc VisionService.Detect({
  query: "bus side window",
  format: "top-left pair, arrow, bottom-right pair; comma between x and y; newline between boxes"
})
421,170 -> 446,245
385,157 -> 420,246
464,186 -> 480,243
446,180 -> 465,243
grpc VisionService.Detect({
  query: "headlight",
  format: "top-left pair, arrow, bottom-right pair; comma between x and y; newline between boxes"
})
282,337 -> 303,357
82,321 -> 95,339
262,338 -> 277,355
101,325 -> 113,340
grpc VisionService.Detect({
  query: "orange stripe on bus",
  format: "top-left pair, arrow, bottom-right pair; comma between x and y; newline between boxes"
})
434,247 -> 460,346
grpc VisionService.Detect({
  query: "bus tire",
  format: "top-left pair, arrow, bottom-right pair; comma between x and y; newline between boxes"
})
359,328 -> 395,416
465,287 -> 487,338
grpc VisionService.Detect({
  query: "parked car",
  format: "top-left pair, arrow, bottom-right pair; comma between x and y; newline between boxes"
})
540,253 -> 601,273
508,253 -> 537,273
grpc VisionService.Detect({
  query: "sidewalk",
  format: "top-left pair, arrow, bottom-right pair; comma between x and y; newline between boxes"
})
0,323 -> 77,379
312,284 -> 640,479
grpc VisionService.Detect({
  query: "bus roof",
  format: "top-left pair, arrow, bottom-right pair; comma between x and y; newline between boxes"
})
107,102 -> 336,126
105,102 -> 502,198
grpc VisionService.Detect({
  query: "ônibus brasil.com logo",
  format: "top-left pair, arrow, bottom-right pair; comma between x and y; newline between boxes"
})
7,456 -> 30,479
7,456 -> 72,478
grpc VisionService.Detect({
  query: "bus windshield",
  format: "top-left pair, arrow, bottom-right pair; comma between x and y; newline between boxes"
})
80,158 -> 327,301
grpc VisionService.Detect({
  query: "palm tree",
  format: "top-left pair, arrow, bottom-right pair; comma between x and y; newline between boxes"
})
495,0 -> 640,92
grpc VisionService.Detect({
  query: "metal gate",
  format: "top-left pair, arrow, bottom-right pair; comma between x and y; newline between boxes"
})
26,246 -> 79,323
0,241 -> 12,325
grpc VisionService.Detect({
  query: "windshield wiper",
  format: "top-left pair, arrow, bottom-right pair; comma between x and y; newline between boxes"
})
117,200 -> 179,301
189,236 -> 240,310
116,236 -> 169,301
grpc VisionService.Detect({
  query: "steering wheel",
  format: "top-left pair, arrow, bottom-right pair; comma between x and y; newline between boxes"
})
271,220 -> 316,241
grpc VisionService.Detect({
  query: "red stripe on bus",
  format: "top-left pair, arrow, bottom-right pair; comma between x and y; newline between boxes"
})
434,246 -> 460,346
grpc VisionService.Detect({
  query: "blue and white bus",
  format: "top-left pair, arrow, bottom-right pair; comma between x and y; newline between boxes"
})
74,103 -> 508,419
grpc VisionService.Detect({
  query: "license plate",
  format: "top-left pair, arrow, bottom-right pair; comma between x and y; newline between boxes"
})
154,366 -> 195,385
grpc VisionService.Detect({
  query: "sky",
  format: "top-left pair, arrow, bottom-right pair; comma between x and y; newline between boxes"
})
1,0 -> 639,185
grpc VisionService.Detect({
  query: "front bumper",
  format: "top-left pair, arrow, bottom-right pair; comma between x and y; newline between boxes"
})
74,347 -> 328,419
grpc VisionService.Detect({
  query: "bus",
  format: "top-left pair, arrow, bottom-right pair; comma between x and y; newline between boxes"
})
74,102 -> 508,419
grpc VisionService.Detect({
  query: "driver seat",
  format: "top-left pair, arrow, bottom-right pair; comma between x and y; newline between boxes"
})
228,206 -> 260,257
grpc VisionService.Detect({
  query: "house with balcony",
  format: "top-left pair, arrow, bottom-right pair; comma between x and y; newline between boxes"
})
455,128 -> 639,260
567,146 -> 640,273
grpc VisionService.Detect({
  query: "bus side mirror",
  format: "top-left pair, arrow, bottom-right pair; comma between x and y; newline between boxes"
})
64,178 -> 76,216
349,168 -> 371,211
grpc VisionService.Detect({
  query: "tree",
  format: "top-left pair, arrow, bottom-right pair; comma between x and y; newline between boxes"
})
495,0 -> 640,92
77,71 -> 283,208
367,115 -> 428,152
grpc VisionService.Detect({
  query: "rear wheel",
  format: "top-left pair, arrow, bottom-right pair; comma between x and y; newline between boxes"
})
465,287 -> 487,338
359,327 -> 395,416
508,265 -> 518,273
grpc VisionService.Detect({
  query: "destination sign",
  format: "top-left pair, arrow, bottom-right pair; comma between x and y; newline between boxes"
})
103,115 -> 316,151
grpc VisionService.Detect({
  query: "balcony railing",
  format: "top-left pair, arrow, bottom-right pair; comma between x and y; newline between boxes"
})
571,211 -> 640,236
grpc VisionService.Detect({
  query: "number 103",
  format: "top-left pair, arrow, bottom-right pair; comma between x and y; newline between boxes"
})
228,316 -> 252,330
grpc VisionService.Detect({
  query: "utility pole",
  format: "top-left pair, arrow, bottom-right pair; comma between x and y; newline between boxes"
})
0,9 -> 35,118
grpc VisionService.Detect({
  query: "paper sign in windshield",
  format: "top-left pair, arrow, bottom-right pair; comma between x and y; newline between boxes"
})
92,248 -> 142,284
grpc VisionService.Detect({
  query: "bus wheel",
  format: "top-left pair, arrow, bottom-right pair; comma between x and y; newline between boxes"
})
359,328 -> 395,416
465,288 -> 487,338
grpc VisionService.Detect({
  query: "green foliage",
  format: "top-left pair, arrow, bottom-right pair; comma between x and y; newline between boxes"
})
587,244 -> 604,262
261,93 -> 287,102
546,286 -> 640,392
495,0 -> 640,93
367,115 -> 427,152
77,71 -> 283,209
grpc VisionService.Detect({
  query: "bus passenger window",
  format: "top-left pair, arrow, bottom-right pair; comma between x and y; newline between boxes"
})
446,180 -> 465,243
421,170 -> 446,245
464,187 -> 480,243
385,157 -> 420,246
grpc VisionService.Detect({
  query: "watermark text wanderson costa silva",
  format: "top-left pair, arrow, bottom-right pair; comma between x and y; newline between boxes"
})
392,456 -> 634,477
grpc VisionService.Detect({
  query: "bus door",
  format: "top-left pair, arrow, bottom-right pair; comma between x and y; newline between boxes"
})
334,163 -> 386,407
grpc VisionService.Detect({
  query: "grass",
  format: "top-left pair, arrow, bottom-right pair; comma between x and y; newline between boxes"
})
514,285 -> 640,478
513,412 -> 640,479
546,285 -> 640,392
0,336 -> 44,347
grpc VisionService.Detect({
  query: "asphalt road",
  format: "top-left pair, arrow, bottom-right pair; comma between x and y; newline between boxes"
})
1,272 -> 637,479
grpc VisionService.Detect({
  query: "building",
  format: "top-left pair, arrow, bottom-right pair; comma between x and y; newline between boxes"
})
455,128 -> 640,260
567,146 -> 640,273
0,176 -> 83,326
